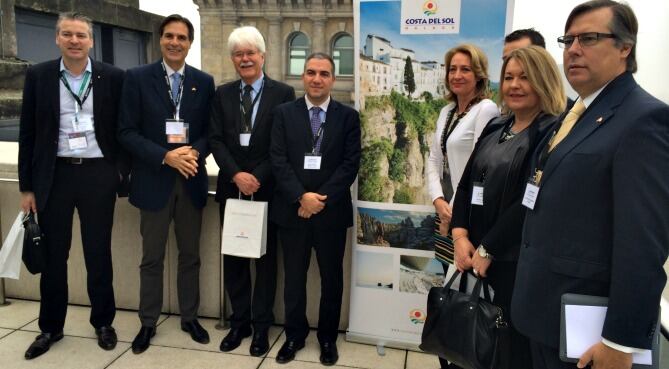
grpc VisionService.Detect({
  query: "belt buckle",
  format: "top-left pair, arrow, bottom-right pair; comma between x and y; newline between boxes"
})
71,157 -> 84,165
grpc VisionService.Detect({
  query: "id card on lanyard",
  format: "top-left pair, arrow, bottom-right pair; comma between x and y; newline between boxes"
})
239,82 -> 264,146
162,64 -> 189,144
304,121 -> 325,170
61,70 -> 93,150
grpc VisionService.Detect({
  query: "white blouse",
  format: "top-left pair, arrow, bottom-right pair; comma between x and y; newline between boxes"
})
426,99 -> 500,204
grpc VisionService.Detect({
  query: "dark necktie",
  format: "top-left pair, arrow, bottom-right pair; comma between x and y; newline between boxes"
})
242,84 -> 253,131
310,106 -> 323,153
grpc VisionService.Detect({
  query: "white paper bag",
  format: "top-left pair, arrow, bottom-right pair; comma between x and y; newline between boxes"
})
0,211 -> 26,279
221,199 -> 267,258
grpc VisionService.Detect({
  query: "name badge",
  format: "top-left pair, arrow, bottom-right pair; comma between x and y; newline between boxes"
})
522,182 -> 541,210
68,132 -> 88,150
304,154 -> 322,170
471,182 -> 484,205
72,117 -> 93,133
239,133 -> 251,147
166,119 -> 189,144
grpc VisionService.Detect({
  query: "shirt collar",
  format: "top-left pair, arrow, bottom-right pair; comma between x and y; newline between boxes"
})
60,57 -> 92,77
305,95 -> 331,113
162,59 -> 186,77
580,83 -> 609,109
241,73 -> 264,93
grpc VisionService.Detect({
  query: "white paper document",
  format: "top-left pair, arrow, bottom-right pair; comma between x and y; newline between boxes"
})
564,304 -> 652,365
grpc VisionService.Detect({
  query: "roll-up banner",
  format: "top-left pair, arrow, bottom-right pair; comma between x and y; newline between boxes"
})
349,0 -> 513,350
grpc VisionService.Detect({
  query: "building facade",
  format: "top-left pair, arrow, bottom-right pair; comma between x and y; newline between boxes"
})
195,0 -> 354,104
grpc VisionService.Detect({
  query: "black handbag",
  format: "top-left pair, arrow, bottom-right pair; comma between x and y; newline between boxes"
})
420,271 -> 510,369
22,212 -> 47,274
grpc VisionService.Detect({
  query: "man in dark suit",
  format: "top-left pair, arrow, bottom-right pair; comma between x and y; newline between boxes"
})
209,26 -> 295,356
117,14 -> 215,354
18,12 -> 127,359
511,2 -> 669,369
270,52 -> 361,366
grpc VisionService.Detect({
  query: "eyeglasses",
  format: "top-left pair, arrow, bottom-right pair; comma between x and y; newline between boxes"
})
557,32 -> 617,48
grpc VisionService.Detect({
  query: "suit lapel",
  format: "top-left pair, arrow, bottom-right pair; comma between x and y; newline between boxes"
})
295,98 -> 314,149
152,61 -> 175,116
540,73 -> 636,185
92,61 -> 103,137
50,59 -> 62,124
319,99 -> 339,153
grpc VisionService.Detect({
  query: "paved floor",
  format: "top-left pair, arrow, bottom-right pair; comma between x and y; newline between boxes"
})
0,299 -> 440,369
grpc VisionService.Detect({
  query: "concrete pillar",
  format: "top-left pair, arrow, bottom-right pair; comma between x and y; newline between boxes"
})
311,17 -> 326,54
266,16 -> 282,80
1,0 -> 18,59
219,15 -> 240,83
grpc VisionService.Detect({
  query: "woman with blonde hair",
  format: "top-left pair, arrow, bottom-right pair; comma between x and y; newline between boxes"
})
450,45 -> 566,368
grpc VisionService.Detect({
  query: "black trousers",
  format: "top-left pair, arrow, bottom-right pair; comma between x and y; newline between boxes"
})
37,159 -> 118,334
530,340 -> 582,369
279,226 -> 347,344
220,202 -> 277,332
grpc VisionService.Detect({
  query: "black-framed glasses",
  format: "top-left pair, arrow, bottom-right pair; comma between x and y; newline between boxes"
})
557,32 -> 617,48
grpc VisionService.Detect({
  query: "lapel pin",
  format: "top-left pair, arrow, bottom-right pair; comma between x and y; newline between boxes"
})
192,87 -> 197,92
596,117 -> 603,124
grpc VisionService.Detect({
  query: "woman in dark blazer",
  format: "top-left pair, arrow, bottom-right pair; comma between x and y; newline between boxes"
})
450,46 -> 566,368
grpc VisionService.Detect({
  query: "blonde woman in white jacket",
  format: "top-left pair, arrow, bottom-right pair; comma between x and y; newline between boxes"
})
427,44 -> 499,267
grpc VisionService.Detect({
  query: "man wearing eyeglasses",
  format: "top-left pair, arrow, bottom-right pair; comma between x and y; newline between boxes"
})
511,1 -> 669,369
208,26 -> 295,356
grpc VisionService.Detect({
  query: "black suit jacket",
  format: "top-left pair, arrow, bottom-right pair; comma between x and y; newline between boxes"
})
270,97 -> 361,230
117,61 -> 215,211
18,58 -> 128,211
511,72 -> 669,349
208,76 -> 295,203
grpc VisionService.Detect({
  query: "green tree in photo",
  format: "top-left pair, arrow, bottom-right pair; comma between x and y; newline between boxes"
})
403,56 -> 416,99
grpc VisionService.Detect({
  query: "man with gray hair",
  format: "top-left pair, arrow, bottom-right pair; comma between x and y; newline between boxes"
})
209,25 -> 295,356
19,12 -> 127,359
511,1 -> 669,368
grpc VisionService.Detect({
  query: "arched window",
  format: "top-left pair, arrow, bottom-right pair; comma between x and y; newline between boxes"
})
332,33 -> 353,76
288,32 -> 309,75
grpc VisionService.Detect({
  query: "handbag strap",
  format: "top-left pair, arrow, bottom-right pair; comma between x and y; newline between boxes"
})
470,274 -> 493,303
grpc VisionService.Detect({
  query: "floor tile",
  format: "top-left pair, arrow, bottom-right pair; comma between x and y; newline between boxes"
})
150,316 -> 283,355
406,350 -> 440,369
0,299 -> 39,329
268,332 -> 405,369
107,345 -> 261,369
258,359 -> 358,369
0,330 -> 130,369
21,305 -> 167,341
0,327 -> 13,339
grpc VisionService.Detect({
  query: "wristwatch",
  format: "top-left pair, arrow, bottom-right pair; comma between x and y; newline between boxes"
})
477,245 -> 493,260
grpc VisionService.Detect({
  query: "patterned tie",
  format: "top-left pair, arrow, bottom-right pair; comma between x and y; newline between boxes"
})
241,84 -> 253,131
549,99 -> 586,152
170,72 -> 181,104
310,106 -> 323,153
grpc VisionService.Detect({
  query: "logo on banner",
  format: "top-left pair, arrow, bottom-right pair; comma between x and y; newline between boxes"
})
409,309 -> 426,324
423,1 -> 437,16
401,0 -> 461,35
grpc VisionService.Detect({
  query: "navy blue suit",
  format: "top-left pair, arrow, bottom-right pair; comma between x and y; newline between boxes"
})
118,61 -> 214,211
511,73 -> 669,352
118,60 -> 215,326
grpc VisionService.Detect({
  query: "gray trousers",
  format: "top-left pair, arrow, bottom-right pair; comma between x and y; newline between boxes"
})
138,176 -> 202,327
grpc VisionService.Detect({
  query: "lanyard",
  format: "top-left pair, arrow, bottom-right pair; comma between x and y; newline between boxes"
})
60,70 -> 92,114
161,63 -> 185,119
239,81 -> 264,131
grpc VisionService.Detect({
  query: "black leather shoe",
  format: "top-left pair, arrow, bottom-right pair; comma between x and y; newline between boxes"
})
181,320 -> 210,344
249,329 -> 269,357
131,326 -> 155,354
24,332 -> 64,360
276,339 -> 305,364
95,326 -> 117,350
319,341 -> 339,366
219,326 -> 251,352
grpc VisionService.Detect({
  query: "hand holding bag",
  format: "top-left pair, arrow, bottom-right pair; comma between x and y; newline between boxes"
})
0,211 -> 26,279
221,194 -> 268,259
22,212 -> 47,275
419,270 -> 510,369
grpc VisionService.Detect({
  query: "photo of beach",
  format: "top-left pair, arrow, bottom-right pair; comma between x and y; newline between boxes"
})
355,251 -> 394,290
